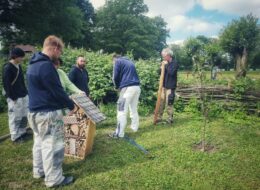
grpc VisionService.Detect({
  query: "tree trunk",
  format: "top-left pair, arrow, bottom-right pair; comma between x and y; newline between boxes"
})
236,48 -> 247,78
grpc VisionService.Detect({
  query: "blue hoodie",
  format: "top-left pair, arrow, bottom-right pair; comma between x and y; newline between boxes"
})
27,52 -> 74,112
113,57 -> 140,89
68,65 -> 89,96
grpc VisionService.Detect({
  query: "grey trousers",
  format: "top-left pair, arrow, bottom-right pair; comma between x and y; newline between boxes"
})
7,96 -> 28,141
28,110 -> 65,187
158,88 -> 175,122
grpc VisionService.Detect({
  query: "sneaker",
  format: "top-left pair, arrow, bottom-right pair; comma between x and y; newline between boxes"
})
166,119 -> 173,124
108,132 -> 119,139
130,126 -> 138,132
108,132 -> 124,139
156,119 -> 167,124
59,176 -> 74,186
33,174 -> 45,179
13,137 -> 24,144
50,176 -> 74,188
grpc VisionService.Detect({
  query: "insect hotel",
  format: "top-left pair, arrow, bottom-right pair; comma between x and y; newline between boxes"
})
63,94 -> 106,159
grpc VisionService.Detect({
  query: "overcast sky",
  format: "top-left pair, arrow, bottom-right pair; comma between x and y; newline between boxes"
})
89,0 -> 260,44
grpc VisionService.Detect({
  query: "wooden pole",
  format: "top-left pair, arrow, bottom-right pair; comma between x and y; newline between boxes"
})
153,62 -> 166,125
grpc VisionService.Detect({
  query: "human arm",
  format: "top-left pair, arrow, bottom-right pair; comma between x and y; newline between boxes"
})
3,65 -> 17,101
57,69 -> 83,94
112,62 -> 120,89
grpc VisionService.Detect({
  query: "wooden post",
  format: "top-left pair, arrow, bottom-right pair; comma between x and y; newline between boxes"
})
153,62 -> 166,125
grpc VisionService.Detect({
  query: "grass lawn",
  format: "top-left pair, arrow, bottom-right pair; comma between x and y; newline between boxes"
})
0,107 -> 259,190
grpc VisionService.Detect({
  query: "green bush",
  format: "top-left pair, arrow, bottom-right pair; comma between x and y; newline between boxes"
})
61,47 -> 115,103
207,101 -> 224,118
231,77 -> 255,99
61,47 -> 161,106
174,97 -> 185,112
0,47 -> 162,112
184,98 -> 201,114
135,59 -> 159,105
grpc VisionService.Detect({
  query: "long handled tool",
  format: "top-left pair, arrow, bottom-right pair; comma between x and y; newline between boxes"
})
124,135 -> 149,154
0,127 -> 32,142
153,62 -> 166,125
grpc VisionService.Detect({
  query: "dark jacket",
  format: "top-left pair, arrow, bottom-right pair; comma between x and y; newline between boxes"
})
2,62 -> 27,101
113,57 -> 140,89
162,59 -> 178,89
26,52 -> 74,112
69,65 -> 89,96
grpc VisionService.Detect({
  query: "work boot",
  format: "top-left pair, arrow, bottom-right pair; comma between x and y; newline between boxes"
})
13,137 -> 24,144
50,176 -> 74,188
166,118 -> 173,124
33,174 -> 45,179
156,119 -> 167,124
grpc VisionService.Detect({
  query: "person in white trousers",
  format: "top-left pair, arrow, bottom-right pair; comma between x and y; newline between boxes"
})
2,47 -> 29,143
27,35 -> 77,188
110,54 -> 141,138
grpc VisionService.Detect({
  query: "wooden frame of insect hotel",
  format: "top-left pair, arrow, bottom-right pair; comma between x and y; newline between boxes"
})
63,94 -> 106,159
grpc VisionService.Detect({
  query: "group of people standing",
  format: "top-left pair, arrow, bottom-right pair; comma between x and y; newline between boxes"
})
2,35 -> 178,188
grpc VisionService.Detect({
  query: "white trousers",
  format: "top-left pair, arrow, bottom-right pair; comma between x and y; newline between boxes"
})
28,110 -> 65,188
116,86 -> 141,137
7,96 -> 28,141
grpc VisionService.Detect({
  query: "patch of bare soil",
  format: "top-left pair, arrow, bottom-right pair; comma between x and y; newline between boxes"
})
192,141 -> 217,153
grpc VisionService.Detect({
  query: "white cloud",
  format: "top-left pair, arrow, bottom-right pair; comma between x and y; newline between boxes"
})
198,0 -> 260,17
88,0 -> 259,43
89,0 -> 105,9
169,15 -> 222,33
144,0 -> 196,17
170,40 -> 185,46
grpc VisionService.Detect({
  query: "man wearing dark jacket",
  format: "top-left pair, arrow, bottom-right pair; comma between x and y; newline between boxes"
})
27,35 -> 76,188
109,55 -> 141,138
69,56 -> 89,96
2,48 -> 28,142
157,48 -> 179,124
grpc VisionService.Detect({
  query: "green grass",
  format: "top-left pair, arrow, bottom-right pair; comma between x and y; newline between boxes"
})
0,107 -> 260,190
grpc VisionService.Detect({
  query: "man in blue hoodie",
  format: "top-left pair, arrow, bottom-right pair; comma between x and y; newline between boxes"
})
69,56 -> 89,96
27,35 -> 77,188
109,54 -> 141,138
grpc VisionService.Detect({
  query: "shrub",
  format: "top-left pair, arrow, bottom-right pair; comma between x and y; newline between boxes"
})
135,59 -> 159,105
231,77 -> 255,99
61,47 -> 161,106
174,97 -> 185,113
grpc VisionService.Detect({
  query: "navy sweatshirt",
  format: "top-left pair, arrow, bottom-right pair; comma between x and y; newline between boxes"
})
69,65 -> 89,96
2,62 -> 27,100
26,52 -> 74,112
113,57 -> 140,89
163,60 -> 179,89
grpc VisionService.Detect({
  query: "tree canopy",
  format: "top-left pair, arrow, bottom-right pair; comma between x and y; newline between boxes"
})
219,14 -> 260,77
0,0 -> 94,48
93,0 -> 168,59
219,14 -> 259,57
0,0 -> 168,59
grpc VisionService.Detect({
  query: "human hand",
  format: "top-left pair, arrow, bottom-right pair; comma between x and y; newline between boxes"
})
78,91 -> 85,95
160,61 -> 168,69
68,104 -> 78,115
161,61 -> 168,65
